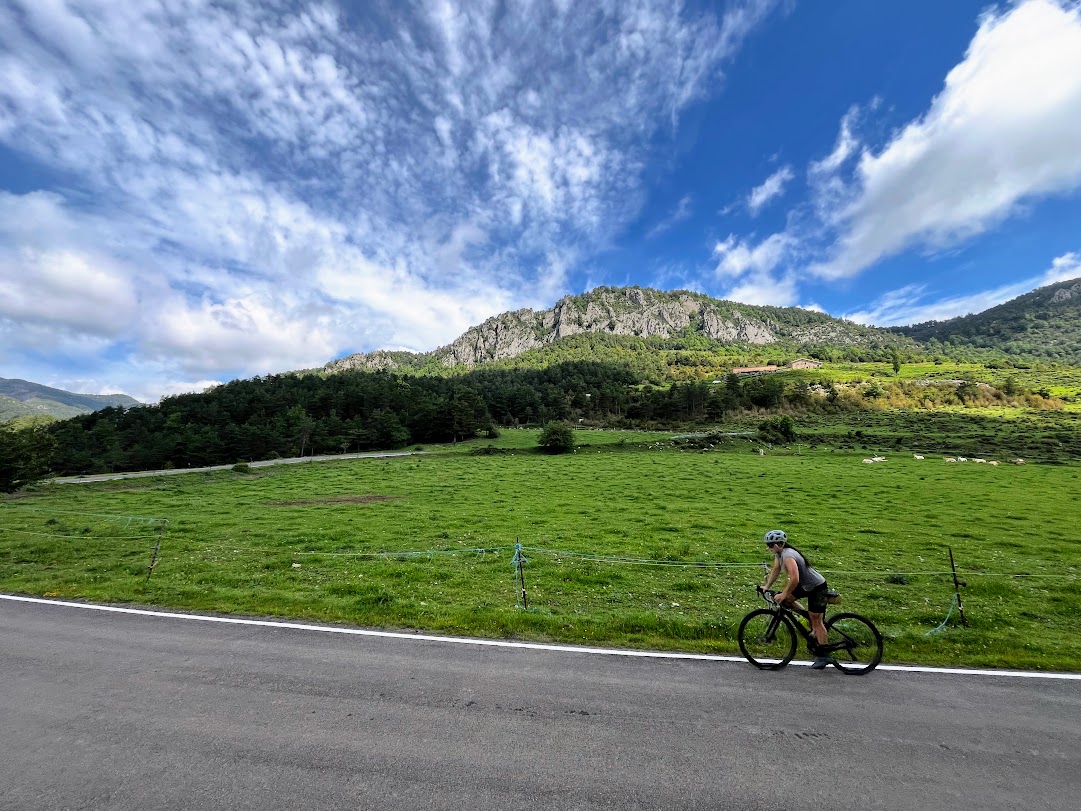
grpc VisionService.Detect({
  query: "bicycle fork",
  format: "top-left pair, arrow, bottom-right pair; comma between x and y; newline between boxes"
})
762,612 -> 785,644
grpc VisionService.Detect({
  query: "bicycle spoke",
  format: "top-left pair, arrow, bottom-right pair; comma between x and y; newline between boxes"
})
825,613 -> 883,675
738,609 -> 797,670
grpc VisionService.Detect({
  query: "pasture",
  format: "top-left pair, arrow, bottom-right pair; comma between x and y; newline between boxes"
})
778,408 -> 1081,462
2,429 -> 1079,671
814,360 -> 1081,401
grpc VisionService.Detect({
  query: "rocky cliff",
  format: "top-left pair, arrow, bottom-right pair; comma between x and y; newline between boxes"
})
325,286 -> 904,373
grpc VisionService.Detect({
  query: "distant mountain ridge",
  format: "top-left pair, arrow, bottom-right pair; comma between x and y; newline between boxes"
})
0,378 -> 141,423
894,277 -> 1081,365
325,286 -> 917,373
326,279 -> 1081,373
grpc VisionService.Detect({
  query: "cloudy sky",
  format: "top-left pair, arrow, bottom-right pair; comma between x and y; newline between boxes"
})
2,0 -> 1080,402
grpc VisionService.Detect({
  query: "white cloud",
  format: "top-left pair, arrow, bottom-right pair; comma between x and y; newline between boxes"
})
808,106 -> 860,180
0,193 -> 140,338
0,0 -> 779,399
747,166 -> 795,214
0,249 -> 138,336
1042,251 -> 1081,285
721,272 -> 799,307
713,232 -> 793,278
846,249 -> 1081,326
147,291 -> 340,375
646,195 -> 693,238
814,0 -> 1081,279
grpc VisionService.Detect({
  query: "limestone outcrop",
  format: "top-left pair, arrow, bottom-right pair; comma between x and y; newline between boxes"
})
324,286 -> 898,372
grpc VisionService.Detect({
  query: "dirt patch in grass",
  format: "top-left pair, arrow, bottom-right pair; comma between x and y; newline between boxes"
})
264,494 -> 399,506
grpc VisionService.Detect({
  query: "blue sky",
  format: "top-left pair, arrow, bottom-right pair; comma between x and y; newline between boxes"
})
1,0 -> 1080,402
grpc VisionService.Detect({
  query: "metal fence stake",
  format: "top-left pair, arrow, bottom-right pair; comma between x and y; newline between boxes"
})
513,539 -> 529,610
949,546 -> 967,627
145,524 -> 164,583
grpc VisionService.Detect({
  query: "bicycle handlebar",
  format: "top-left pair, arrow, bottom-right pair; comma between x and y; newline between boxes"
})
756,585 -> 779,604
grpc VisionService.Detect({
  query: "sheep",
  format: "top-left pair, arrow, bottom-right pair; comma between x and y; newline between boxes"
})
988,460 -> 1000,466
944,457 -> 957,462
956,456 -> 968,462
973,458 -> 987,463
1012,458 -> 1026,465
871,456 -> 886,462
862,459 -> 875,464
913,454 -> 925,460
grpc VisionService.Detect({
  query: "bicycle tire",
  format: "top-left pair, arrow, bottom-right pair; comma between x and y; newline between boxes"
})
825,612 -> 883,675
738,609 -> 797,670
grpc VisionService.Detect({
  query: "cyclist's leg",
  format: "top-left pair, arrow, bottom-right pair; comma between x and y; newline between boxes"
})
805,585 -> 830,649
781,590 -> 826,651
808,611 -> 827,648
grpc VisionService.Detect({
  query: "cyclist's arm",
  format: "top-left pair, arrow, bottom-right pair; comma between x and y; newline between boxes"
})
775,556 -> 800,602
763,558 -> 781,589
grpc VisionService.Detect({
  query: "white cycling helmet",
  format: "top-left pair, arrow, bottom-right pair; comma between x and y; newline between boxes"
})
763,529 -> 787,545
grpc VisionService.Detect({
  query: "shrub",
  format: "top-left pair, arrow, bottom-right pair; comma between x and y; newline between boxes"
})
757,415 -> 796,443
538,422 -> 576,453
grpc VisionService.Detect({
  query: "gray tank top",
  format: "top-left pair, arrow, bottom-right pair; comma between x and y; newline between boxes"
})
781,548 -> 826,589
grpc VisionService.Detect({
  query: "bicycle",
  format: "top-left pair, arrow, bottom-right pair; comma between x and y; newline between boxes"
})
737,586 -> 883,675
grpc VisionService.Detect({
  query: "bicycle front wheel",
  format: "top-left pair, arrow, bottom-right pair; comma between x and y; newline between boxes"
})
825,612 -> 883,675
738,609 -> 797,670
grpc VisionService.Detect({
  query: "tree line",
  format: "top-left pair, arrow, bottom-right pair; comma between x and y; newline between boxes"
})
1,362 -> 815,479
0,357 -> 1056,489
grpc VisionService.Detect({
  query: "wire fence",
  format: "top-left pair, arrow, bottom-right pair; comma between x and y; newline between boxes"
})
0,504 -> 168,581
3,503 -> 1075,633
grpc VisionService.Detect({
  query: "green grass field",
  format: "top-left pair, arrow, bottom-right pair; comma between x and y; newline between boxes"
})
815,360 -> 1081,396
2,428 -> 1079,672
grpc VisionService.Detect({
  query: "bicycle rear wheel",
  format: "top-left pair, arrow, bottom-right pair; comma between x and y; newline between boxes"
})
738,609 -> 797,670
825,612 -> 883,675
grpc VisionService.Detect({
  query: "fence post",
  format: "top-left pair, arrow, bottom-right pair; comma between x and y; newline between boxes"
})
145,523 -> 164,583
513,539 -> 528,610
949,546 -> 967,627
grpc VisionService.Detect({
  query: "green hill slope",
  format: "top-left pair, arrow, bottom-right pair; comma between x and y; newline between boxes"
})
894,277 -> 1081,364
0,378 -> 141,423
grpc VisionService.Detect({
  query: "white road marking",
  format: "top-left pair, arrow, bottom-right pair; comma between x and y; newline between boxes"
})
3,594 -> 1079,680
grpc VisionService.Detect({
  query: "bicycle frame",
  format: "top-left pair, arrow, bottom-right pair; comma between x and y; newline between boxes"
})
759,590 -> 845,655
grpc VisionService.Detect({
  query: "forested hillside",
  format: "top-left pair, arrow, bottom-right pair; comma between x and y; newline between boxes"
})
35,361 -> 805,474
895,277 -> 1081,364
30,358 -> 1061,478
476,330 -> 1031,381
43,362 -> 686,474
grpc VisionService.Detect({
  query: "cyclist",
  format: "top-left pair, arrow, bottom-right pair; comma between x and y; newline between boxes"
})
761,530 -> 833,669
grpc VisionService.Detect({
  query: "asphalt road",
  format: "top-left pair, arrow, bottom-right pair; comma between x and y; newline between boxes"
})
1,599 -> 1077,811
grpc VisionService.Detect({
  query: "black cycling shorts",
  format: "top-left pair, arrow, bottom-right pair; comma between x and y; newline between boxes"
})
794,582 -> 830,614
